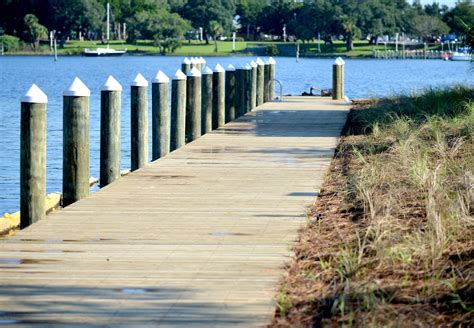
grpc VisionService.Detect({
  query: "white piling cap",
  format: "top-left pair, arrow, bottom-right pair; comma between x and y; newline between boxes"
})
200,56 -> 206,63
268,57 -> 276,64
101,75 -> 122,91
152,70 -> 170,83
131,73 -> 148,87
64,77 -> 91,97
21,84 -> 48,103
237,63 -> 246,70
187,67 -> 202,77
214,64 -> 225,73
256,58 -> 265,66
202,66 -> 214,75
226,64 -> 236,71
183,57 -> 191,64
173,69 -> 187,80
250,60 -> 257,68
335,57 -> 345,65
190,57 -> 198,64
244,64 -> 252,70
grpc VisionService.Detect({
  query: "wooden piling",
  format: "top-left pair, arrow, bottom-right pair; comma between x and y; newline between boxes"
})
244,64 -> 252,113
235,65 -> 245,118
63,77 -> 90,207
212,64 -> 225,129
201,66 -> 213,134
100,75 -> 122,187
20,84 -> 47,228
268,57 -> 276,101
225,64 -> 236,122
131,73 -> 148,171
249,61 -> 257,110
263,60 -> 270,102
171,70 -> 186,151
152,70 -> 170,160
256,58 -> 265,106
186,67 -> 201,142
332,57 -> 345,100
181,57 -> 191,75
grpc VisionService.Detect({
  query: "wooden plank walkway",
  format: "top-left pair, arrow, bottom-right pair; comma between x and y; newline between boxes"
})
0,97 -> 350,327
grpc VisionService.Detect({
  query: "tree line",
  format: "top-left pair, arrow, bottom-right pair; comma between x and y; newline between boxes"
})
0,0 -> 472,53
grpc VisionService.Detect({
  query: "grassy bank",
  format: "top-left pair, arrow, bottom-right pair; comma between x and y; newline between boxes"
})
4,40 -> 441,57
271,86 -> 474,327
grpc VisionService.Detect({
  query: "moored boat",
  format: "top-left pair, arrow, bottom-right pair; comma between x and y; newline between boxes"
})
450,50 -> 472,61
83,47 -> 127,56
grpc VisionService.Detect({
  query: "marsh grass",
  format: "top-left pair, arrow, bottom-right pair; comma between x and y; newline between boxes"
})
271,86 -> 474,327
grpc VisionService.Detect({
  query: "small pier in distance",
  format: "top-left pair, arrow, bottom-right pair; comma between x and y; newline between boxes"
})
0,97 -> 350,327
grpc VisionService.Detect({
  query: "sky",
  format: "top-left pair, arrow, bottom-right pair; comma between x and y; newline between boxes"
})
419,0 -> 457,7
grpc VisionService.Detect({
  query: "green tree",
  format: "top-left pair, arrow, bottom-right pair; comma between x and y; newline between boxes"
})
178,0 -> 236,44
23,14 -> 48,49
411,15 -> 449,40
443,0 -> 474,35
209,20 -> 224,52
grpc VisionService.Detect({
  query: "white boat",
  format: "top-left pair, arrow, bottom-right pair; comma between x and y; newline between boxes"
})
84,47 -> 127,56
83,2 -> 127,57
451,52 -> 472,61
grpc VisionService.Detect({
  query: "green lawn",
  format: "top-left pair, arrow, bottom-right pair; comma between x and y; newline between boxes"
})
8,39 -> 444,57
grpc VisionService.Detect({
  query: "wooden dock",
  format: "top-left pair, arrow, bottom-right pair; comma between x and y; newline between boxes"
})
0,97 -> 350,327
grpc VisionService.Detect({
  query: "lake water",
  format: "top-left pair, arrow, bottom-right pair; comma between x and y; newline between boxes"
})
0,56 -> 472,214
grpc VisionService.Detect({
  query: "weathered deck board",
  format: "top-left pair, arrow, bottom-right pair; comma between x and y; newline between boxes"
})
0,97 -> 350,327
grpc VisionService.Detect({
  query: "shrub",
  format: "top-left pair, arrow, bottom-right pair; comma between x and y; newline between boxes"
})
0,34 -> 21,52
264,44 -> 280,56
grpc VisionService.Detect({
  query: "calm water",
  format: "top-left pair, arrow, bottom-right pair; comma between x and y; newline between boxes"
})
0,56 -> 472,214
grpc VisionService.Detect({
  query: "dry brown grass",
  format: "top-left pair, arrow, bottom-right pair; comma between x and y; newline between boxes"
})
270,86 -> 474,327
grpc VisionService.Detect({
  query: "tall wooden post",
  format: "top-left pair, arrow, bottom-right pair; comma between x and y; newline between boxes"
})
235,64 -> 245,118
244,64 -> 252,113
212,64 -> 225,129
199,57 -> 206,71
171,70 -> 187,151
152,70 -> 170,160
20,84 -> 47,228
268,57 -> 276,101
130,73 -> 148,171
63,77 -> 90,207
100,75 -> 122,187
201,66 -> 213,134
256,58 -> 265,106
263,60 -> 270,102
186,67 -> 201,143
225,64 -> 236,122
332,57 -> 345,100
181,57 -> 191,75
250,60 -> 257,110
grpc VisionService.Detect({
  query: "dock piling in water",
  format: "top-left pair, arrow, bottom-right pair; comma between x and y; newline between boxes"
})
244,64 -> 252,113
256,58 -> 265,106
186,67 -> 202,143
181,57 -> 191,75
63,77 -> 90,206
263,60 -> 270,103
250,61 -> 257,110
201,66 -> 213,134
268,57 -> 276,101
20,84 -> 47,228
100,75 -> 122,187
212,64 -> 225,129
332,57 -> 345,100
235,64 -> 245,118
152,70 -> 170,160
225,64 -> 236,122
130,73 -> 148,171
171,70 -> 187,151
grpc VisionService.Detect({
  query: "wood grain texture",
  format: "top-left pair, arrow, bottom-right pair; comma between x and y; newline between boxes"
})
1,97 -> 350,327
